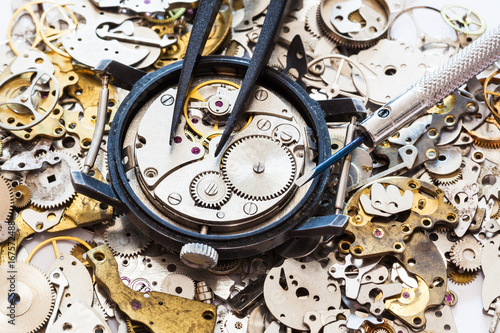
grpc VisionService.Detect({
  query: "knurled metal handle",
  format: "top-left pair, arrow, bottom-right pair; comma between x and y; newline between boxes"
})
359,24 -> 500,147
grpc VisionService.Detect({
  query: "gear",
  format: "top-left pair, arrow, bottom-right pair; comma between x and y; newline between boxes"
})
221,135 -> 296,200
70,240 -> 97,268
180,243 -> 218,269
317,0 -> 388,49
103,215 -> 151,257
12,184 -> 30,208
144,8 -> 186,24
160,273 -> 196,299
450,237 -> 483,272
0,262 -> 55,333
25,152 -> 80,209
305,5 -> 322,38
126,318 -> 152,333
447,263 -> 478,285
0,175 -> 13,223
429,170 -> 463,186
190,171 -> 232,209
208,259 -> 243,275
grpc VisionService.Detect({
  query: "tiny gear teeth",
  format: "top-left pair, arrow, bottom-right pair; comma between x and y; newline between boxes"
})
447,263 -> 478,285
190,171 -> 232,209
305,5 -> 322,38
429,171 -> 463,186
0,262 -> 55,333
0,175 -> 13,223
103,215 -> 151,257
12,184 -> 31,208
25,152 -> 80,209
450,237 -> 483,272
221,135 -> 297,201
160,273 -> 196,299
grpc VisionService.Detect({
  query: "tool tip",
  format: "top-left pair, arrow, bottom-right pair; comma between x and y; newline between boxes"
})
295,169 -> 316,187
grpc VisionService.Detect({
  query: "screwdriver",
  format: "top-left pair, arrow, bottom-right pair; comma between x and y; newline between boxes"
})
296,24 -> 500,187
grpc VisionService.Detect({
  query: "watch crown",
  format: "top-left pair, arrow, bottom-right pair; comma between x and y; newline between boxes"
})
180,243 -> 219,269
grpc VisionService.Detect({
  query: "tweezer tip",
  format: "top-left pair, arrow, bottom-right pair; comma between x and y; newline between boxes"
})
295,169 -> 315,187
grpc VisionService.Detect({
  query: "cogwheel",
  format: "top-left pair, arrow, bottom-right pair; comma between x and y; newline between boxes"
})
126,318 -> 152,333
0,262 -> 55,333
447,263 -> 478,285
317,1 -> 386,49
12,184 -> 31,209
429,170 -> 463,186
160,273 -> 196,299
208,259 -> 243,275
103,215 -> 151,257
0,175 -> 13,223
190,171 -> 232,209
70,240 -> 97,268
144,7 -> 186,24
450,237 -> 483,272
221,135 -> 296,201
25,152 -> 80,209
224,39 -> 242,57
491,200 -> 500,219
305,5 -> 323,38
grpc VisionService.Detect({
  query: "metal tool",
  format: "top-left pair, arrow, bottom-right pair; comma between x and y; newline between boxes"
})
169,0 -> 224,144
297,24 -> 500,186
214,0 -> 290,156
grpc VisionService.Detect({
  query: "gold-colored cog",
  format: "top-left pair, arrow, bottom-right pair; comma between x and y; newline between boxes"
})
70,240 -> 97,268
144,8 -> 186,24
447,263 -> 478,285
126,318 -> 152,333
0,175 -> 13,223
12,184 -> 31,209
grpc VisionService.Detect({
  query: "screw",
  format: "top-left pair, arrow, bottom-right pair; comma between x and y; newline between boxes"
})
257,119 -> 271,131
161,94 -> 174,106
216,212 -> 225,219
402,292 -> 410,299
280,130 -> 293,142
377,108 -> 391,118
167,193 -> 182,205
243,202 -> 258,215
373,228 -> 384,238
253,161 -> 265,173
255,89 -> 268,101
204,182 -> 219,196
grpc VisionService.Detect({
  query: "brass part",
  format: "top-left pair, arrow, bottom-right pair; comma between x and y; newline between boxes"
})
64,68 -> 119,149
145,8 -> 186,24
12,184 -> 31,208
363,320 -> 395,333
344,177 -> 458,258
447,263 -> 478,285
39,4 -> 79,57
0,168 -> 113,265
385,276 -> 430,330
467,116 -> 500,149
87,245 -> 217,333
483,71 -> 500,125
154,2 -> 232,68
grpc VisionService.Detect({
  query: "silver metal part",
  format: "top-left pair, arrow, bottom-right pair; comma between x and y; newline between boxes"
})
358,25 -> 500,147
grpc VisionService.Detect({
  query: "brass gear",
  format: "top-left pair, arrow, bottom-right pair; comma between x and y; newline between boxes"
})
467,117 -> 500,149
221,135 -> 297,201
0,262 -> 55,333
447,263 -> 478,285
126,318 -> 152,333
70,240 -> 97,268
144,8 -> 186,24
190,171 -> 232,209
0,175 -> 13,223
12,184 -> 30,209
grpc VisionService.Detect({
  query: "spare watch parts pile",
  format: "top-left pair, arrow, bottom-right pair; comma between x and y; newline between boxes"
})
0,0 -> 498,332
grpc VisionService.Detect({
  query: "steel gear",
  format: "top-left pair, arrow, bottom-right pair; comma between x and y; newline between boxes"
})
12,184 -> 30,208
160,273 -> 196,299
221,135 -> 297,200
305,5 -> 322,38
0,175 -> 13,223
103,215 -> 151,257
25,152 -> 80,209
0,262 -> 55,333
429,171 -> 463,186
190,171 -> 232,209
450,237 -> 483,272
70,240 -> 97,268
317,0 -> 389,49
447,263 -> 478,285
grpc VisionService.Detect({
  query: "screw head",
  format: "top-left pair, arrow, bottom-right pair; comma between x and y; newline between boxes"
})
161,94 -> 174,106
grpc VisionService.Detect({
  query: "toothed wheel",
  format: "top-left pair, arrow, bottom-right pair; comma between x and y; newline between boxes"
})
429,171 -> 463,186
450,237 -> 483,272
103,215 -> 151,257
317,0 -> 390,49
305,5 -> 323,38
0,262 -> 55,333
0,175 -> 13,223
447,263 -> 478,285
25,152 -> 80,209
190,171 -> 231,209
221,135 -> 296,201
160,273 -> 196,299
12,184 -> 31,209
